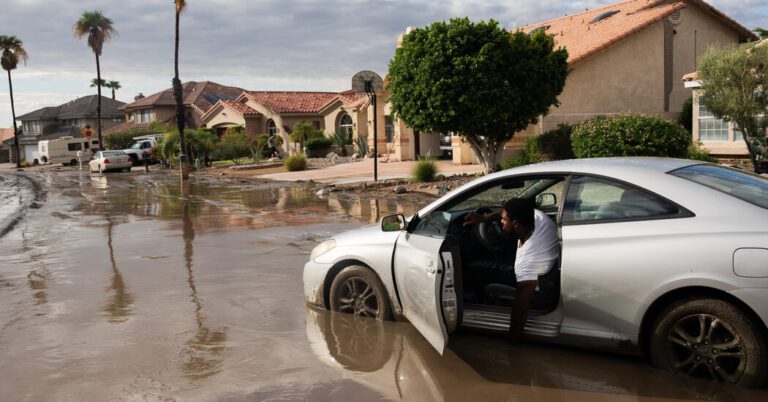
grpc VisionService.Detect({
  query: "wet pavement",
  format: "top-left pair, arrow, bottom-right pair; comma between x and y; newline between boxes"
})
0,169 -> 765,401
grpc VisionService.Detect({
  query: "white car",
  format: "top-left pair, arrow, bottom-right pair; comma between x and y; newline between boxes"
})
89,150 -> 132,173
304,157 -> 768,387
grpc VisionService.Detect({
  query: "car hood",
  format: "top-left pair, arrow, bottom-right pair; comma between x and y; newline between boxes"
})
332,223 -> 401,246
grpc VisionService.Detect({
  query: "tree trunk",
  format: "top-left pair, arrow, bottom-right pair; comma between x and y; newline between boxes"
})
175,9 -> 189,180
7,69 -> 20,168
112,88 -> 115,100
95,53 -> 103,151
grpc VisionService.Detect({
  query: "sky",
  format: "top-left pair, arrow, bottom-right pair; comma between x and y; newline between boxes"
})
0,0 -> 766,128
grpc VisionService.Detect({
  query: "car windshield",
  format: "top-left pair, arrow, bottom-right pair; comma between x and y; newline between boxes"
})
669,164 -> 768,209
129,142 -> 143,149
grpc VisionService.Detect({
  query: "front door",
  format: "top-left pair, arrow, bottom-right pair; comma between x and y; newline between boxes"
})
393,210 -> 460,354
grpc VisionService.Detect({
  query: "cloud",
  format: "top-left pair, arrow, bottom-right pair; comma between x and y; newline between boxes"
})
0,0 -> 763,127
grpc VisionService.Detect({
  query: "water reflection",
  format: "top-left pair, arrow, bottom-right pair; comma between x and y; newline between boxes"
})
305,308 -> 764,402
179,181 -> 228,380
102,214 -> 134,323
77,173 -> 425,231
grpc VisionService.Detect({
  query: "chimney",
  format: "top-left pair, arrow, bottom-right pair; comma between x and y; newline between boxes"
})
134,93 -> 145,101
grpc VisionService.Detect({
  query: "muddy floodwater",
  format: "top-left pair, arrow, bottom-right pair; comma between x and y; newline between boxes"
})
0,170 -> 765,401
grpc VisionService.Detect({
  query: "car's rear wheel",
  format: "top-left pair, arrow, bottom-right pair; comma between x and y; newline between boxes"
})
329,265 -> 392,321
650,298 -> 767,388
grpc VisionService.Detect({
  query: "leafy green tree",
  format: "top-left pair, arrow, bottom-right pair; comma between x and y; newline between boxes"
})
698,43 -> 768,173
215,126 -> 253,164
173,0 -> 190,179
74,11 -> 116,151
754,28 -> 768,40
0,35 -> 28,168
387,18 -> 569,173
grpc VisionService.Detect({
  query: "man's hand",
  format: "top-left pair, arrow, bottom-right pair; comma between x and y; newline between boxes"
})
463,212 -> 485,227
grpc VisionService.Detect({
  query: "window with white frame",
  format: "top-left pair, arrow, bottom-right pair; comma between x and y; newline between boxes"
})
698,102 -> 729,141
23,120 -> 41,133
338,114 -> 353,142
62,119 -> 78,127
136,109 -> 154,124
267,119 -> 278,136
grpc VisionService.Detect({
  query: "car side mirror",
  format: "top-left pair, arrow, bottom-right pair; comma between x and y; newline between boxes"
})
381,214 -> 406,232
536,193 -> 557,207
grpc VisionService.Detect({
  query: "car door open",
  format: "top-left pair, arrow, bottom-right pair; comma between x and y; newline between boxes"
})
392,211 -> 461,354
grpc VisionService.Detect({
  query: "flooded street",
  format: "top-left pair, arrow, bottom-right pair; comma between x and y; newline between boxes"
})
0,170 -> 765,401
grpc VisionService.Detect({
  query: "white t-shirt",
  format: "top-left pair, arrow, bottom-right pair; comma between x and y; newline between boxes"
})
514,209 -> 559,282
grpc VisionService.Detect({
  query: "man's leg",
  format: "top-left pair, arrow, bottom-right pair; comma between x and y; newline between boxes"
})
508,280 -> 537,343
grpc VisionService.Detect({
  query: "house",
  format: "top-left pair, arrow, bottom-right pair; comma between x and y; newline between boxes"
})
2,95 -> 125,164
201,90 -> 368,155
683,39 -> 766,162
0,128 -> 14,163
384,0 -> 757,164
105,81 -> 244,135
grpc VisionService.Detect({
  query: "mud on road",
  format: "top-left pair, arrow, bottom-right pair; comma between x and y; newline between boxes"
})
0,170 -> 764,401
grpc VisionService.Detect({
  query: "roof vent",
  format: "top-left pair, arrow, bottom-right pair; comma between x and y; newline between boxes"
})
590,10 -> 619,24
134,93 -> 145,101
668,10 -> 682,25
528,25 -> 550,35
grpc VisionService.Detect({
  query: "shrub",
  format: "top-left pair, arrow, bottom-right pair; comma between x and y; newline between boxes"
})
688,141 -> 718,162
680,96 -> 693,133
501,124 -> 574,169
330,129 -> 350,156
571,114 -> 691,158
304,136 -> 333,157
215,126 -> 253,165
284,154 -> 307,171
411,158 -> 438,182
355,136 -> 369,156
289,121 -> 324,145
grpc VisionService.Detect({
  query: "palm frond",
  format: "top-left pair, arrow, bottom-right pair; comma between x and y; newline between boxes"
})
0,35 -> 29,70
74,11 -> 117,55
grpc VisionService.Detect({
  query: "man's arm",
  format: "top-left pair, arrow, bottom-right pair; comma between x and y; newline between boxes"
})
463,209 -> 502,227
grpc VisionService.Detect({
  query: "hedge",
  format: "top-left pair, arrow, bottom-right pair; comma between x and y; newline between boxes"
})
571,114 -> 691,158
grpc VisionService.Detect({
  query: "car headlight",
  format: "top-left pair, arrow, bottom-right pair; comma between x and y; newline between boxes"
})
310,239 -> 336,261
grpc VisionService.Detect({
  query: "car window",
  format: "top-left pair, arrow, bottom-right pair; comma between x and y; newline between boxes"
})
563,175 -> 680,223
669,164 -> 768,209
412,210 -> 452,238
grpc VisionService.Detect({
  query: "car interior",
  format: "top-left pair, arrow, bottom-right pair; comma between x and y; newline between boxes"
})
408,176 -> 566,329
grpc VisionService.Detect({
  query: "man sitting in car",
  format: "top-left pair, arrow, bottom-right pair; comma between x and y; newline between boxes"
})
464,198 -> 559,343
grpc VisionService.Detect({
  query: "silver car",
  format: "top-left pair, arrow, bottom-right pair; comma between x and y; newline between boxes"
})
89,150 -> 132,173
304,157 -> 768,387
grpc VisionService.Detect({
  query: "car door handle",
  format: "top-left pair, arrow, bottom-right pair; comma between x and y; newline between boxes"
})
426,261 -> 436,274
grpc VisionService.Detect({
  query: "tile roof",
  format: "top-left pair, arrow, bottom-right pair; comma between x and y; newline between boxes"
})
16,95 -> 125,121
0,128 -> 14,143
220,99 -> 260,116
122,81 -> 243,113
243,91 -> 341,113
520,0 -> 757,65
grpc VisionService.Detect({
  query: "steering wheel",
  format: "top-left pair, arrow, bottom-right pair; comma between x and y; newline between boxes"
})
472,207 -> 505,253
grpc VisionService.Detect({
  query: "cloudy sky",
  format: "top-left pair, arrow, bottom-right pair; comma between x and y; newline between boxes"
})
0,0 -> 765,127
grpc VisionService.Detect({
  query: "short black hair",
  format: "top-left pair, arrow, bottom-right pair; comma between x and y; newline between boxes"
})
503,198 -> 535,227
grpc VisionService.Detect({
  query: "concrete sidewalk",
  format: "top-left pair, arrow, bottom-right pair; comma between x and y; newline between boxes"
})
259,158 -> 485,184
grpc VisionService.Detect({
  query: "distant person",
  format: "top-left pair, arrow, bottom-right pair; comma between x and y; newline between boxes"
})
268,133 -> 278,158
463,198 -> 559,343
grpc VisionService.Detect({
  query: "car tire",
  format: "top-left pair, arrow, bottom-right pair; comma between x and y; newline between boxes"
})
329,265 -> 393,321
650,298 -> 767,388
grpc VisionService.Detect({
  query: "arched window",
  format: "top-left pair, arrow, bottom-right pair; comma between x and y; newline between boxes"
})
338,114 -> 353,143
267,119 -> 278,136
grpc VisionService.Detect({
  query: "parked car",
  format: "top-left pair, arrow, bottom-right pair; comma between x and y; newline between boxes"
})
89,150 -> 132,173
304,157 -> 768,387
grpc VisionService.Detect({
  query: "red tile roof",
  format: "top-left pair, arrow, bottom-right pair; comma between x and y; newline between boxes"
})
242,91 -> 341,113
520,0 -> 756,65
220,99 -> 260,116
0,128 -> 15,143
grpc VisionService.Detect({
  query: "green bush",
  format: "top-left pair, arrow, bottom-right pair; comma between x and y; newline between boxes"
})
411,158 -> 438,182
680,96 -> 693,133
305,136 -> 333,157
330,129 -> 350,156
215,126 -> 253,165
284,154 -> 307,171
501,124 -> 574,169
688,141 -> 718,162
354,136 -> 369,157
289,121 -> 324,145
571,114 -> 691,158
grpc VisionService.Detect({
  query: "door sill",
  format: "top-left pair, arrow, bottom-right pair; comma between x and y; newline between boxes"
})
462,303 -> 561,337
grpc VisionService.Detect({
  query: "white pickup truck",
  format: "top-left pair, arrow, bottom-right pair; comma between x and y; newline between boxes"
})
123,134 -> 164,165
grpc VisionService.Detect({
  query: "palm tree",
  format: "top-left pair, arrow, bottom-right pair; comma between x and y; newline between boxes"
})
0,35 -> 28,168
174,0 -> 190,179
90,77 -> 106,89
74,11 -> 116,151
106,80 -> 121,100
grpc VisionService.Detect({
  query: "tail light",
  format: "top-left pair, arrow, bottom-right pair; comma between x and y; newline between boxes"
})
104,159 -> 110,164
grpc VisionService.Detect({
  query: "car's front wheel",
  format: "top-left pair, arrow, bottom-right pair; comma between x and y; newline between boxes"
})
650,298 -> 767,388
329,265 -> 392,321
